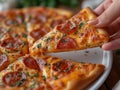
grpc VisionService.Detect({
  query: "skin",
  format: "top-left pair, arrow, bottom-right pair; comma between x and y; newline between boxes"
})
88,0 -> 120,50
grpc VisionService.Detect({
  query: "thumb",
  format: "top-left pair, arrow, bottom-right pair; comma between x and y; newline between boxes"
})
102,38 -> 120,50
88,1 -> 120,27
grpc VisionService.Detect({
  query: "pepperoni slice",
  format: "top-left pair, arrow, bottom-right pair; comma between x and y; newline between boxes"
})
52,60 -> 73,73
16,15 -> 24,24
30,26 -> 50,40
29,17 -> 41,24
5,19 -> 19,26
23,56 -> 40,71
2,72 -> 26,86
29,13 -> 47,24
51,19 -> 65,28
56,37 -> 77,49
56,21 -> 77,34
37,14 -> 47,23
0,54 -> 9,70
0,37 -> 21,50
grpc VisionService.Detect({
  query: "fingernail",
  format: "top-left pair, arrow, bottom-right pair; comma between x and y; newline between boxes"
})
87,18 -> 99,25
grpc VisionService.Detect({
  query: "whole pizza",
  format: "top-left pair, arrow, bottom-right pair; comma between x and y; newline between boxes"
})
0,7 -> 109,90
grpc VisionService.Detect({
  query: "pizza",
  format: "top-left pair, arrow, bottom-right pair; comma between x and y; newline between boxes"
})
0,54 -> 105,90
30,7 -> 109,55
23,7 -> 72,47
0,7 -> 107,90
0,7 -> 71,71
0,10 -> 29,71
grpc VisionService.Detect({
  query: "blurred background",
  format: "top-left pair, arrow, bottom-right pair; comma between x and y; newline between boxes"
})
0,0 -> 103,12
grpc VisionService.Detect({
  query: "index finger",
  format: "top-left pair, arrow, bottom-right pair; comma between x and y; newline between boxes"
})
94,0 -> 113,15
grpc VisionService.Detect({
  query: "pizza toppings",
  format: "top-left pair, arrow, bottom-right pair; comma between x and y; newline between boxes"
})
37,14 -> 47,23
51,19 -> 65,28
5,19 -> 19,26
0,37 -> 22,50
22,33 -> 27,38
0,54 -> 9,70
30,26 -> 50,41
2,72 -> 26,87
37,44 -> 41,49
78,22 -> 84,29
26,72 -> 39,79
56,37 -> 77,49
52,76 -> 58,80
29,14 -> 47,24
45,37 -> 51,42
0,27 -> 7,34
37,59 -> 46,67
23,56 -> 40,71
42,75 -> 46,81
29,80 -> 38,88
52,60 -> 73,73
56,21 -> 77,34
16,14 -> 24,24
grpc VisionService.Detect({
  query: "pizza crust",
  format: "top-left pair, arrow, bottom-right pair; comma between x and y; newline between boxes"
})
66,64 -> 105,90
80,7 -> 97,20
48,64 -> 105,90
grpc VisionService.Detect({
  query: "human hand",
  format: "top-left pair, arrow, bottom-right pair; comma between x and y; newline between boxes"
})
88,0 -> 120,50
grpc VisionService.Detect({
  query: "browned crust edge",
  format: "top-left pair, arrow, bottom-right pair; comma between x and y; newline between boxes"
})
66,64 -> 105,90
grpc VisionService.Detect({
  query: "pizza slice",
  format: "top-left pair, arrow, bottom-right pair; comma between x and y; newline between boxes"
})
0,50 -> 21,71
0,12 -> 29,71
0,26 -> 29,71
23,7 -> 72,47
0,25 -> 29,54
36,55 -> 105,90
0,54 -> 104,90
0,55 -> 52,90
30,7 -> 109,55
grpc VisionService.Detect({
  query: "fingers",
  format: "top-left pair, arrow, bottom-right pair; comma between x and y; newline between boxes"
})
88,0 -> 120,27
102,38 -> 120,50
102,30 -> 120,50
106,17 -> 120,35
94,0 -> 113,15
110,31 -> 120,40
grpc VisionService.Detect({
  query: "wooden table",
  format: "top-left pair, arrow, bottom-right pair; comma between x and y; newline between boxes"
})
99,50 -> 120,90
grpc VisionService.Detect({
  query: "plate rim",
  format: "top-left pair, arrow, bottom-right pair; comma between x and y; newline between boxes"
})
88,51 -> 113,90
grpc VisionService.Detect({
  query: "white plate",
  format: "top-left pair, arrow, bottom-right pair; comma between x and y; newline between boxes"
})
49,47 -> 113,90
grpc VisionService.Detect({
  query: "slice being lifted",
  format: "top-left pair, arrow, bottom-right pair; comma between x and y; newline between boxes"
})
24,7 -> 72,47
31,7 -> 109,54
0,54 -> 105,90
